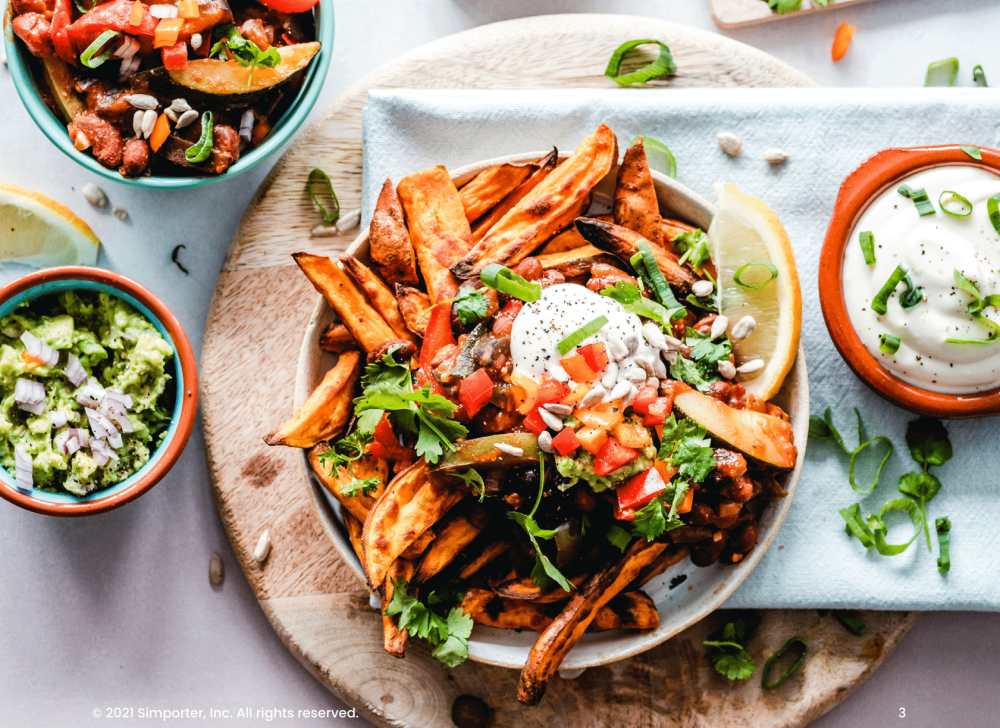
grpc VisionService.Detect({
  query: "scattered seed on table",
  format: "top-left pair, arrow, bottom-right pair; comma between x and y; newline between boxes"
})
209,552 -> 224,585
81,183 -> 108,208
253,530 -> 272,563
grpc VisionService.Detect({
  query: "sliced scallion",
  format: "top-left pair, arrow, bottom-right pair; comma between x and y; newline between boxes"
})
634,238 -> 683,308
761,637 -> 807,690
973,65 -> 988,87
185,111 -> 214,163
307,168 -> 340,224
945,269 -> 1000,344
988,194 -> 1000,237
604,39 -> 676,86
480,264 -> 541,303
939,190 -> 973,218
631,135 -> 676,179
936,517 -> 951,573
833,611 -> 867,636
897,184 -> 935,216
872,265 -> 922,315
960,145 -> 982,160
733,261 -> 779,291
925,57 -> 959,87
858,230 -> 876,265
557,315 -> 609,356
879,333 -> 900,355
80,30 -> 120,69
871,498 -> 923,556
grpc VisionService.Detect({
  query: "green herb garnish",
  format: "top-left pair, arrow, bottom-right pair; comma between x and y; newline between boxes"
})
761,637 -> 807,689
605,524 -> 633,552
871,264 -> 922,315
898,416 -> 952,549
318,428 -> 379,497
630,135 -> 676,179
604,39 -> 676,86
858,231 -> 876,265
973,65 -> 988,87
939,190 -> 973,218
897,184 -> 936,216
557,315 -> 609,356
634,238 -> 683,309
945,269 -> 1000,344
936,517 -> 952,573
925,57 -> 959,87
185,111 -> 214,164
210,24 -> 281,86
703,613 -> 759,680
808,408 -> 893,494
480,264 -> 541,302
879,333 -> 900,355
600,280 -> 685,328
988,194 -> 1000,237
733,261 -> 778,291
383,578 -> 473,668
307,168 -> 340,224
960,145 -> 983,160
673,229 -> 713,274
80,29 -> 120,69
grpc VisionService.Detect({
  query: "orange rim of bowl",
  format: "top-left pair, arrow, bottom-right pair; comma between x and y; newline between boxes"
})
0,267 -> 198,515
819,144 -> 1000,419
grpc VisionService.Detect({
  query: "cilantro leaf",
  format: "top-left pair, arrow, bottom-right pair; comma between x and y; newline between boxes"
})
431,608 -> 475,668
703,643 -> 757,680
384,579 -> 472,668
453,287 -> 489,326
317,429 -> 379,497
898,470 -> 942,550
631,481 -> 689,541
339,475 -> 381,498
905,417 -> 952,469
669,355 -> 714,392
600,281 -> 685,329
767,0 -> 802,13
658,415 -> 715,482
209,24 -> 281,86
451,468 -> 487,501
606,524 -> 633,552
809,408 -> 893,493
672,229 -> 713,274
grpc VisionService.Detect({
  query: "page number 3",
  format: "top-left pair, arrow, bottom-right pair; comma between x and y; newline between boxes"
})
899,707 -> 906,718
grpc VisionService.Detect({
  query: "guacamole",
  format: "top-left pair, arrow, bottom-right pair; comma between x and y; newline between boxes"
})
556,443 -> 658,493
0,291 -> 175,497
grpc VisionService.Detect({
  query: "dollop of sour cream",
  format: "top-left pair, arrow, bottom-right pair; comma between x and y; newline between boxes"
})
510,283 -> 661,395
844,165 -> 1000,393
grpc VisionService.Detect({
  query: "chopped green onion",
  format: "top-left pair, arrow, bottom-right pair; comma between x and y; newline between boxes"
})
858,231 -> 876,265
939,190 -> 973,217
480,264 -> 541,302
307,168 -> 340,224
733,261 -> 779,291
761,637 -> 807,690
945,269 -> 1000,344
973,65 -> 988,87
604,39 -> 676,86
634,238 -> 683,308
936,517 -> 951,573
185,111 -> 214,164
871,498 -> 924,556
832,611 -> 866,636
988,194 -> 1000,237
631,135 -> 676,179
879,333 -> 900,355
925,57 -> 959,87
897,184 -> 936,216
960,145 -> 982,160
557,315 -> 609,356
80,29 -> 120,69
871,265 -> 922,315
840,503 -> 876,548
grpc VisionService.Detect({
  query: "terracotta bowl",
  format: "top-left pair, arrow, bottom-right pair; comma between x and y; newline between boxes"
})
296,154 -> 809,670
819,145 -> 1000,418
0,267 -> 199,515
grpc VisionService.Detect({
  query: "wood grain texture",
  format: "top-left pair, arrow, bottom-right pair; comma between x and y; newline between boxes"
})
708,0 -> 882,29
201,13 -> 914,728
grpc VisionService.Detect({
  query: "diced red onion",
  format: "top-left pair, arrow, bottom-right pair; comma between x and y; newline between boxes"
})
90,438 -> 118,466
14,378 -> 44,405
85,407 -> 116,441
103,388 -> 134,410
149,3 -> 177,17
108,430 -> 123,449
239,110 -> 255,143
49,411 -> 69,428
14,444 -> 32,493
101,389 -> 134,433
65,436 -> 81,455
119,55 -> 141,83
113,36 -> 139,60
54,429 -> 72,454
69,428 -> 89,448
77,382 -> 105,409
64,354 -> 87,387
20,331 -> 59,366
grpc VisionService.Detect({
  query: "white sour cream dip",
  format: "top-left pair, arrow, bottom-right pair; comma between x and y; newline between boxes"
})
510,283 -> 662,396
843,165 -> 1000,393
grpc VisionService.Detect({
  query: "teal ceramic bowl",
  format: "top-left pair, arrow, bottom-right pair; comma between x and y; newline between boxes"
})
0,267 -> 198,516
2,0 -> 333,190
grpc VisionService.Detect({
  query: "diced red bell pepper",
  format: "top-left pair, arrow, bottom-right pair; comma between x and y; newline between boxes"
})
415,366 -> 448,398
492,299 -> 523,337
67,0 -> 158,54
373,416 -> 416,461
256,0 -> 318,13
161,40 -> 188,70
577,342 -> 608,374
550,427 -> 581,456
523,407 -> 547,435
642,396 -> 674,426
535,376 -> 570,408
460,368 -> 494,418
593,437 -> 639,477
49,0 -> 75,64
419,303 -> 456,368
630,384 -> 660,415
616,467 -> 667,513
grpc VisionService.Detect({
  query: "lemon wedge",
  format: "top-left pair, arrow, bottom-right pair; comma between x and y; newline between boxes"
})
708,182 -> 801,400
0,183 -> 100,268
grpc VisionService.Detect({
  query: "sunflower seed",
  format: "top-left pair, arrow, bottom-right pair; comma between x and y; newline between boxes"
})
731,315 -> 757,340
169,98 -> 192,113
149,3 -> 177,17
336,208 -> 362,233
663,334 -> 683,351
717,132 -> 742,156
718,360 -> 737,379
646,376 -> 658,388
132,110 -> 144,137
141,109 -> 157,138
209,552 -> 224,585
543,403 -> 573,416
764,148 -> 789,164
635,355 -> 656,377
660,349 -> 678,365
190,33 -> 202,50
549,363 -> 570,383
81,183 -> 108,208
537,431 -> 554,453
164,107 -> 179,123
175,109 -> 198,129
608,380 -> 633,401
622,384 -> 639,407
606,337 -> 629,361
623,333 -> 640,357
253,530 -> 272,563
124,93 -> 158,110
710,315 -> 729,341
600,362 -> 618,389
651,355 -> 667,378
692,280 -> 714,298
641,323 -> 667,350
623,366 -> 647,385
112,207 -> 128,220
538,407 -> 564,432
494,443 -> 524,456
737,358 -> 765,374
580,385 -> 605,408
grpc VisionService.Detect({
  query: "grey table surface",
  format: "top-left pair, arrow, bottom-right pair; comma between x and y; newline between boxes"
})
2,0 -> 999,726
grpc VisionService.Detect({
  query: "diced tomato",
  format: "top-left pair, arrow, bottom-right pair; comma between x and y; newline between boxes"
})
577,342 -> 608,374
460,368 -> 494,418
373,417 -> 416,461
574,401 -> 623,431
256,0 -> 318,13
550,427 -> 581,456
653,459 -> 678,484
492,299 -> 523,336
642,396 -> 674,426
616,467 -> 667,514
614,501 -> 636,521
67,0 -> 157,53
161,40 -> 188,70
535,376 -> 569,409
415,366 -> 448,398
594,438 -> 639,477
631,384 -> 659,415
576,426 -> 608,455
559,354 -> 597,383
523,407 -> 547,435
511,372 -> 538,414
561,383 -> 590,407
677,487 -> 694,514
49,0 -> 75,63
419,303 -> 456,368
613,419 -> 651,449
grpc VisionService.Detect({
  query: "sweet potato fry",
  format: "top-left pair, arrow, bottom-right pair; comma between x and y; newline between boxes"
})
461,589 -> 659,633
319,323 -> 357,353
361,462 -> 466,592
458,540 -> 510,580
614,136 -> 665,246
412,507 -> 487,585
342,508 -> 366,562
339,255 -> 417,344
460,162 -> 536,223
399,528 -> 435,561
264,351 -> 361,448
573,218 -> 696,292
370,178 -> 420,288
396,166 -> 473,303
517,539 -> 667,705
382,558 -> 417,658
293,253 -> 397,352
394,284 -> 432,337
660,217 -> 697,245
309,444 -> 388,523
494,575 -> 587,603
589,592 -> 659,632
536,244 -> 618,278
636,544 -> 690,588
537,227 -> 587,255
452,126 -> 618,279
471,149 -> 558,243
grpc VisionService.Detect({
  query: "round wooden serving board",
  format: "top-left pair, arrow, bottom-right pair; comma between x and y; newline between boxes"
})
201,14 -> 916,728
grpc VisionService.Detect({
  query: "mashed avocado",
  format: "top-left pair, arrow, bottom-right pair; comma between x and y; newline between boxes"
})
555,443 -> 657,493
0,291 -> 174,497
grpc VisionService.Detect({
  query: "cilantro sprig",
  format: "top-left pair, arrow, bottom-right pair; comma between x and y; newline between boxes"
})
317,429 -> 379,497
210,24 -> 281,86
898,417 -> 952,549
668,328 -> 731,392
673,229 -> 713,275
658,414 -> 715,482
425,286 -> 490,327
383,579 -> 474,668
703,613 -> 759,680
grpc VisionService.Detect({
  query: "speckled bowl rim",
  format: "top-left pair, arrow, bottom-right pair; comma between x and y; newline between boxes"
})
2,0 -> 333,190
0,267 -> 198,515
819,144 -> 1000,419
294,152 -> 808,670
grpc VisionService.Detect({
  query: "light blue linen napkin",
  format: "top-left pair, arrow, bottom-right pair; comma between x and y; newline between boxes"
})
361,87 -> 1000,611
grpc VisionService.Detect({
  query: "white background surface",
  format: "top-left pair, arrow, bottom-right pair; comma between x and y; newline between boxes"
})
1,0 -> 999,726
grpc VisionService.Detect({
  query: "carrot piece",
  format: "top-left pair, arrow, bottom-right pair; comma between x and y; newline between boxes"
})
129,0 -> 144,27
149,113 -> 170,152
677,487 -> 694,514
250,119 -> 270,145
832,23 -> 856,62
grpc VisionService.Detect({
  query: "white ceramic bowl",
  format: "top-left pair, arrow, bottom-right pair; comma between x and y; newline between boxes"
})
297,153 -> 808,669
